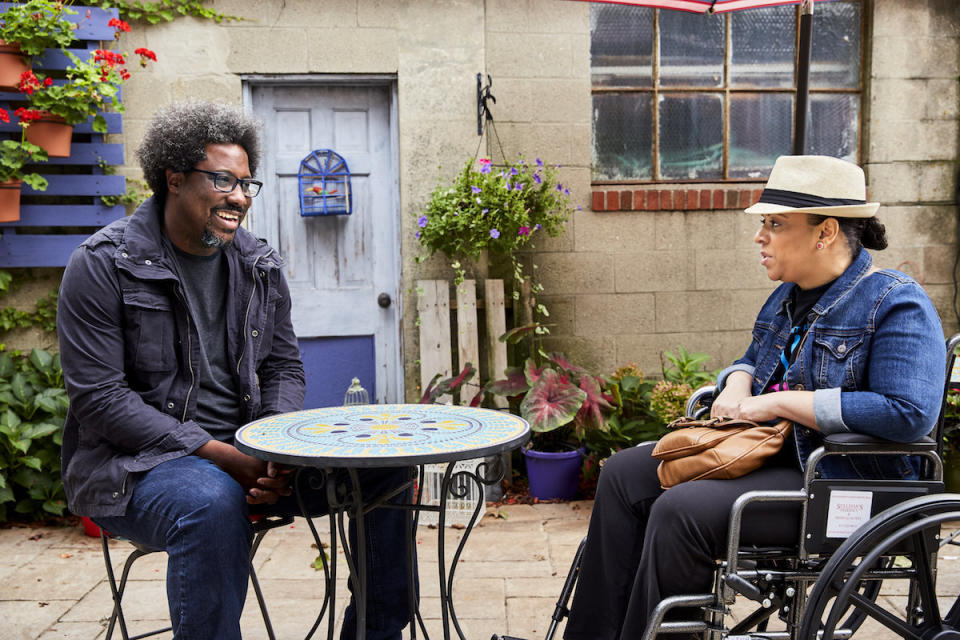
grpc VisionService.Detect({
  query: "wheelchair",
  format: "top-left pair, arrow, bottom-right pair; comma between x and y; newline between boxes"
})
531,333 -> 960,640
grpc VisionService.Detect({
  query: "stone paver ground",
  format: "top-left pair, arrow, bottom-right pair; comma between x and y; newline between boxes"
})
2,501 -> 591,640
4,502 -> 960,639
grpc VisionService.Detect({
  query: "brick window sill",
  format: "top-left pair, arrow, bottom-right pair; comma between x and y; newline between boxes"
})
591,186 -> 763,212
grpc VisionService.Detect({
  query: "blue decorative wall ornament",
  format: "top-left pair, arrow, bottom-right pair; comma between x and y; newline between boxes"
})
298,149 -> 352,216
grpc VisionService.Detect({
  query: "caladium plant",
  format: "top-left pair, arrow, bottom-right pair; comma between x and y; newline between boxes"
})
487,352 -> 615,449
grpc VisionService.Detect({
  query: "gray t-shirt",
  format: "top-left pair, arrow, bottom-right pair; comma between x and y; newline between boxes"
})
167,239 -> 241,442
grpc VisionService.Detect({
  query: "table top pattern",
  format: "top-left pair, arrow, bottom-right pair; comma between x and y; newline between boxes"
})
235,404 -> 530,467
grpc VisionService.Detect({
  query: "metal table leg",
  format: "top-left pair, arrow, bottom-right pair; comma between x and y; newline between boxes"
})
435,457 -> 505,640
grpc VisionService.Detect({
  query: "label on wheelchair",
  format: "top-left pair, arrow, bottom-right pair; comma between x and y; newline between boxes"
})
825,490 -> 873,538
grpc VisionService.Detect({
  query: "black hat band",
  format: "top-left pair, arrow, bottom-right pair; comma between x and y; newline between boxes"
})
759,188 -> 866,209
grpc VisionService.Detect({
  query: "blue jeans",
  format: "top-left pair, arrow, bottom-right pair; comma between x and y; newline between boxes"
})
95,456 -> 415,640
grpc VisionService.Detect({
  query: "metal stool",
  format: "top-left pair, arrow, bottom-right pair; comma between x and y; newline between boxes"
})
98,513 -> 293,640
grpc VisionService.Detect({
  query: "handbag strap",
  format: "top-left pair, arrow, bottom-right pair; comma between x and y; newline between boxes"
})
666,416 -> 763,430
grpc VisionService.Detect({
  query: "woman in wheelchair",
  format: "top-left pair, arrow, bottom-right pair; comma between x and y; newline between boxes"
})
563,155 -> 946,640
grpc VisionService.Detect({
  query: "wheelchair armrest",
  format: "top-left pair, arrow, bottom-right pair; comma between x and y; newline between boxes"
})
685,385 -> 717,418
822,432 -> 937,454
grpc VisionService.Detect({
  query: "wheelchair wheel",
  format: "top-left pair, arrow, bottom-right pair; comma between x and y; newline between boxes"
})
799,494 -> 960,640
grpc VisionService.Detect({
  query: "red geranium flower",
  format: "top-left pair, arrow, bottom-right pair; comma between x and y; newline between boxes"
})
0,108 -> 9,125
135,48 -> 158,63
107,17 -> 131,33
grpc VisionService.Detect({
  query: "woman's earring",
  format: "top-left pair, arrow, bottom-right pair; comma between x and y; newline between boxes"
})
816,241 -> 824,250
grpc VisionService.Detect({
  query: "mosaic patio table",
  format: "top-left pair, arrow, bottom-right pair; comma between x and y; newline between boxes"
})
235,403 -> 530,640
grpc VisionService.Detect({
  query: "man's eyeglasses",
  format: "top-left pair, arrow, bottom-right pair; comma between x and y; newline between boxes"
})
188,169 -> 263,198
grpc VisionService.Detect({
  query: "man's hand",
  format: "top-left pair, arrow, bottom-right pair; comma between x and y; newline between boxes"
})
195,441 -> 292,504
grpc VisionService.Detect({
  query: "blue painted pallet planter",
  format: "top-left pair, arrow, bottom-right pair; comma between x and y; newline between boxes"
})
0,4 -> 125,268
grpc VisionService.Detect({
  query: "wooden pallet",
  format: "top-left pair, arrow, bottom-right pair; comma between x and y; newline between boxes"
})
416,278 -> 508,408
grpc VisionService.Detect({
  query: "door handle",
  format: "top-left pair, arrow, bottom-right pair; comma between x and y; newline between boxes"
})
378,293 -> 392,308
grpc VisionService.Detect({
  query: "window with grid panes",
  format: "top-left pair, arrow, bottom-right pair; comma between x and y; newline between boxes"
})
590,2 -> 862,183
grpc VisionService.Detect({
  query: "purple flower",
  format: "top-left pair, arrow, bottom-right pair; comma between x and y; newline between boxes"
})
482,208 -> 489,214
564,188 -> 570,196
518,226 -> 531,236
510,167 -> 519,176
480,163 -> 491,174
417,215 -> 428,227
514,183 -> 524,191
535,223 -> 542,230
536,158 -> 543,167
498,171 -> 506,179
556,183 -> 563,192
471,185 -> 482,194
506,182 -> 512,190
415,231 -> 421,239
490,228 -> 500,239
533,173 -> 542,185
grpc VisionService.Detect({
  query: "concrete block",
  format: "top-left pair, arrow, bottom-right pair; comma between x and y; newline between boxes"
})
871,246 -> 926,274
573,208 -> 656,252
655,290 -> 734,334
880,205 -> 957,248
869,78 -> 929,123
919,163 -> 959,202
538,294 -> 575,337
866,162 -> 922,204
872,0 -> 931,37
539,335 -> 617,373
929,0 -> 960,37
923,244 -> 956,284
486,32 -> 574,79
535,252 -> 614,295
615,332 -> 732,379
686,209 -> 757,250
306,27 -> 399,73
491,122 -> 574,166
923,78 -> 960,120
226,28 -> 310,73
527,78 -> 592,124
170,73 -> 243,105
869,120 -> 959,163
615,251 -> 695,293
574,293 -> 656,336
141,15 -> 232,71
358,0 -> 400,27
872,36 -> 959,79
491,77 -> 534,122
695,250 -> 771,290
485,0 -> 589,34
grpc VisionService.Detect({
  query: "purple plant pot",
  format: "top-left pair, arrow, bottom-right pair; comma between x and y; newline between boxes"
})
523,446 -> 584,501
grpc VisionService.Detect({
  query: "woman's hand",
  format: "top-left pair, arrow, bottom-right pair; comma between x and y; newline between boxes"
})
734,395 -> 782,423
711,371 -> 753,419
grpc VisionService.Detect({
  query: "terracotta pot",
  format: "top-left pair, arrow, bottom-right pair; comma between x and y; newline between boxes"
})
25,111 -> 73,158
0,40 -> 28,91
0,180 -> 22,223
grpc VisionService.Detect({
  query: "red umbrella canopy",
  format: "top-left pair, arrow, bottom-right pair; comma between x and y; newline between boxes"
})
569,0 -> 830,13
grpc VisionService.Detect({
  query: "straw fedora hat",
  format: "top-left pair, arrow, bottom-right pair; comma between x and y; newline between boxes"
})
745,155 -> 879,218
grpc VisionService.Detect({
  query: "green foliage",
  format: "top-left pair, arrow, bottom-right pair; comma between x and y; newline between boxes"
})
0,0 -> 77,57
943,388 -> 960,459
0,348 -> 69,522
0,270 -> 57,333
0,139 -> 48,190
100,176 -> 152,208
415,156 -> 575,285
27,50 -> 133,129
649,380 -> 693,426
92,0 -> 241,25
662,345 -> 718,389
583,368 -> 664,459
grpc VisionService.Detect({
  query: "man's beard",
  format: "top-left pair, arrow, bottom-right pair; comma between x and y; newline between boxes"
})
201,227 -> 232,248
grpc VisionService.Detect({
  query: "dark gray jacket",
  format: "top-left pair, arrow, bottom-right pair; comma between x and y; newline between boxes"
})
58,197 -> 305,517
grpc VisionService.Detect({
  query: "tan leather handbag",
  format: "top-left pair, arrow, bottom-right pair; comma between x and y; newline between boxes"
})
651,416 -> 793,489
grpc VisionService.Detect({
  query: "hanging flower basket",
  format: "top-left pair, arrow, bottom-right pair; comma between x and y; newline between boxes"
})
0,40 -> 28,91
25,111 -> 72,158
0,179 -> 23,223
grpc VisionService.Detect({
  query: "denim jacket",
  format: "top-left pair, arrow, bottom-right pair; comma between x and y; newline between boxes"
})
58,197 -> 306,517
717,248 -> 945,479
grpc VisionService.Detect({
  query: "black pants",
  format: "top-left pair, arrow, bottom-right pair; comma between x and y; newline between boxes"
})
564,443 -> 803,640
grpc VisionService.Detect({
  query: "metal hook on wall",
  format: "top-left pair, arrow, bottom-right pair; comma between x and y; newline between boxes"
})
477,73 -> 496,136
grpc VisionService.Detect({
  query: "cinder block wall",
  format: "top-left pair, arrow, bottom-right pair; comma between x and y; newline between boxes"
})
108,0 -> 959,398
